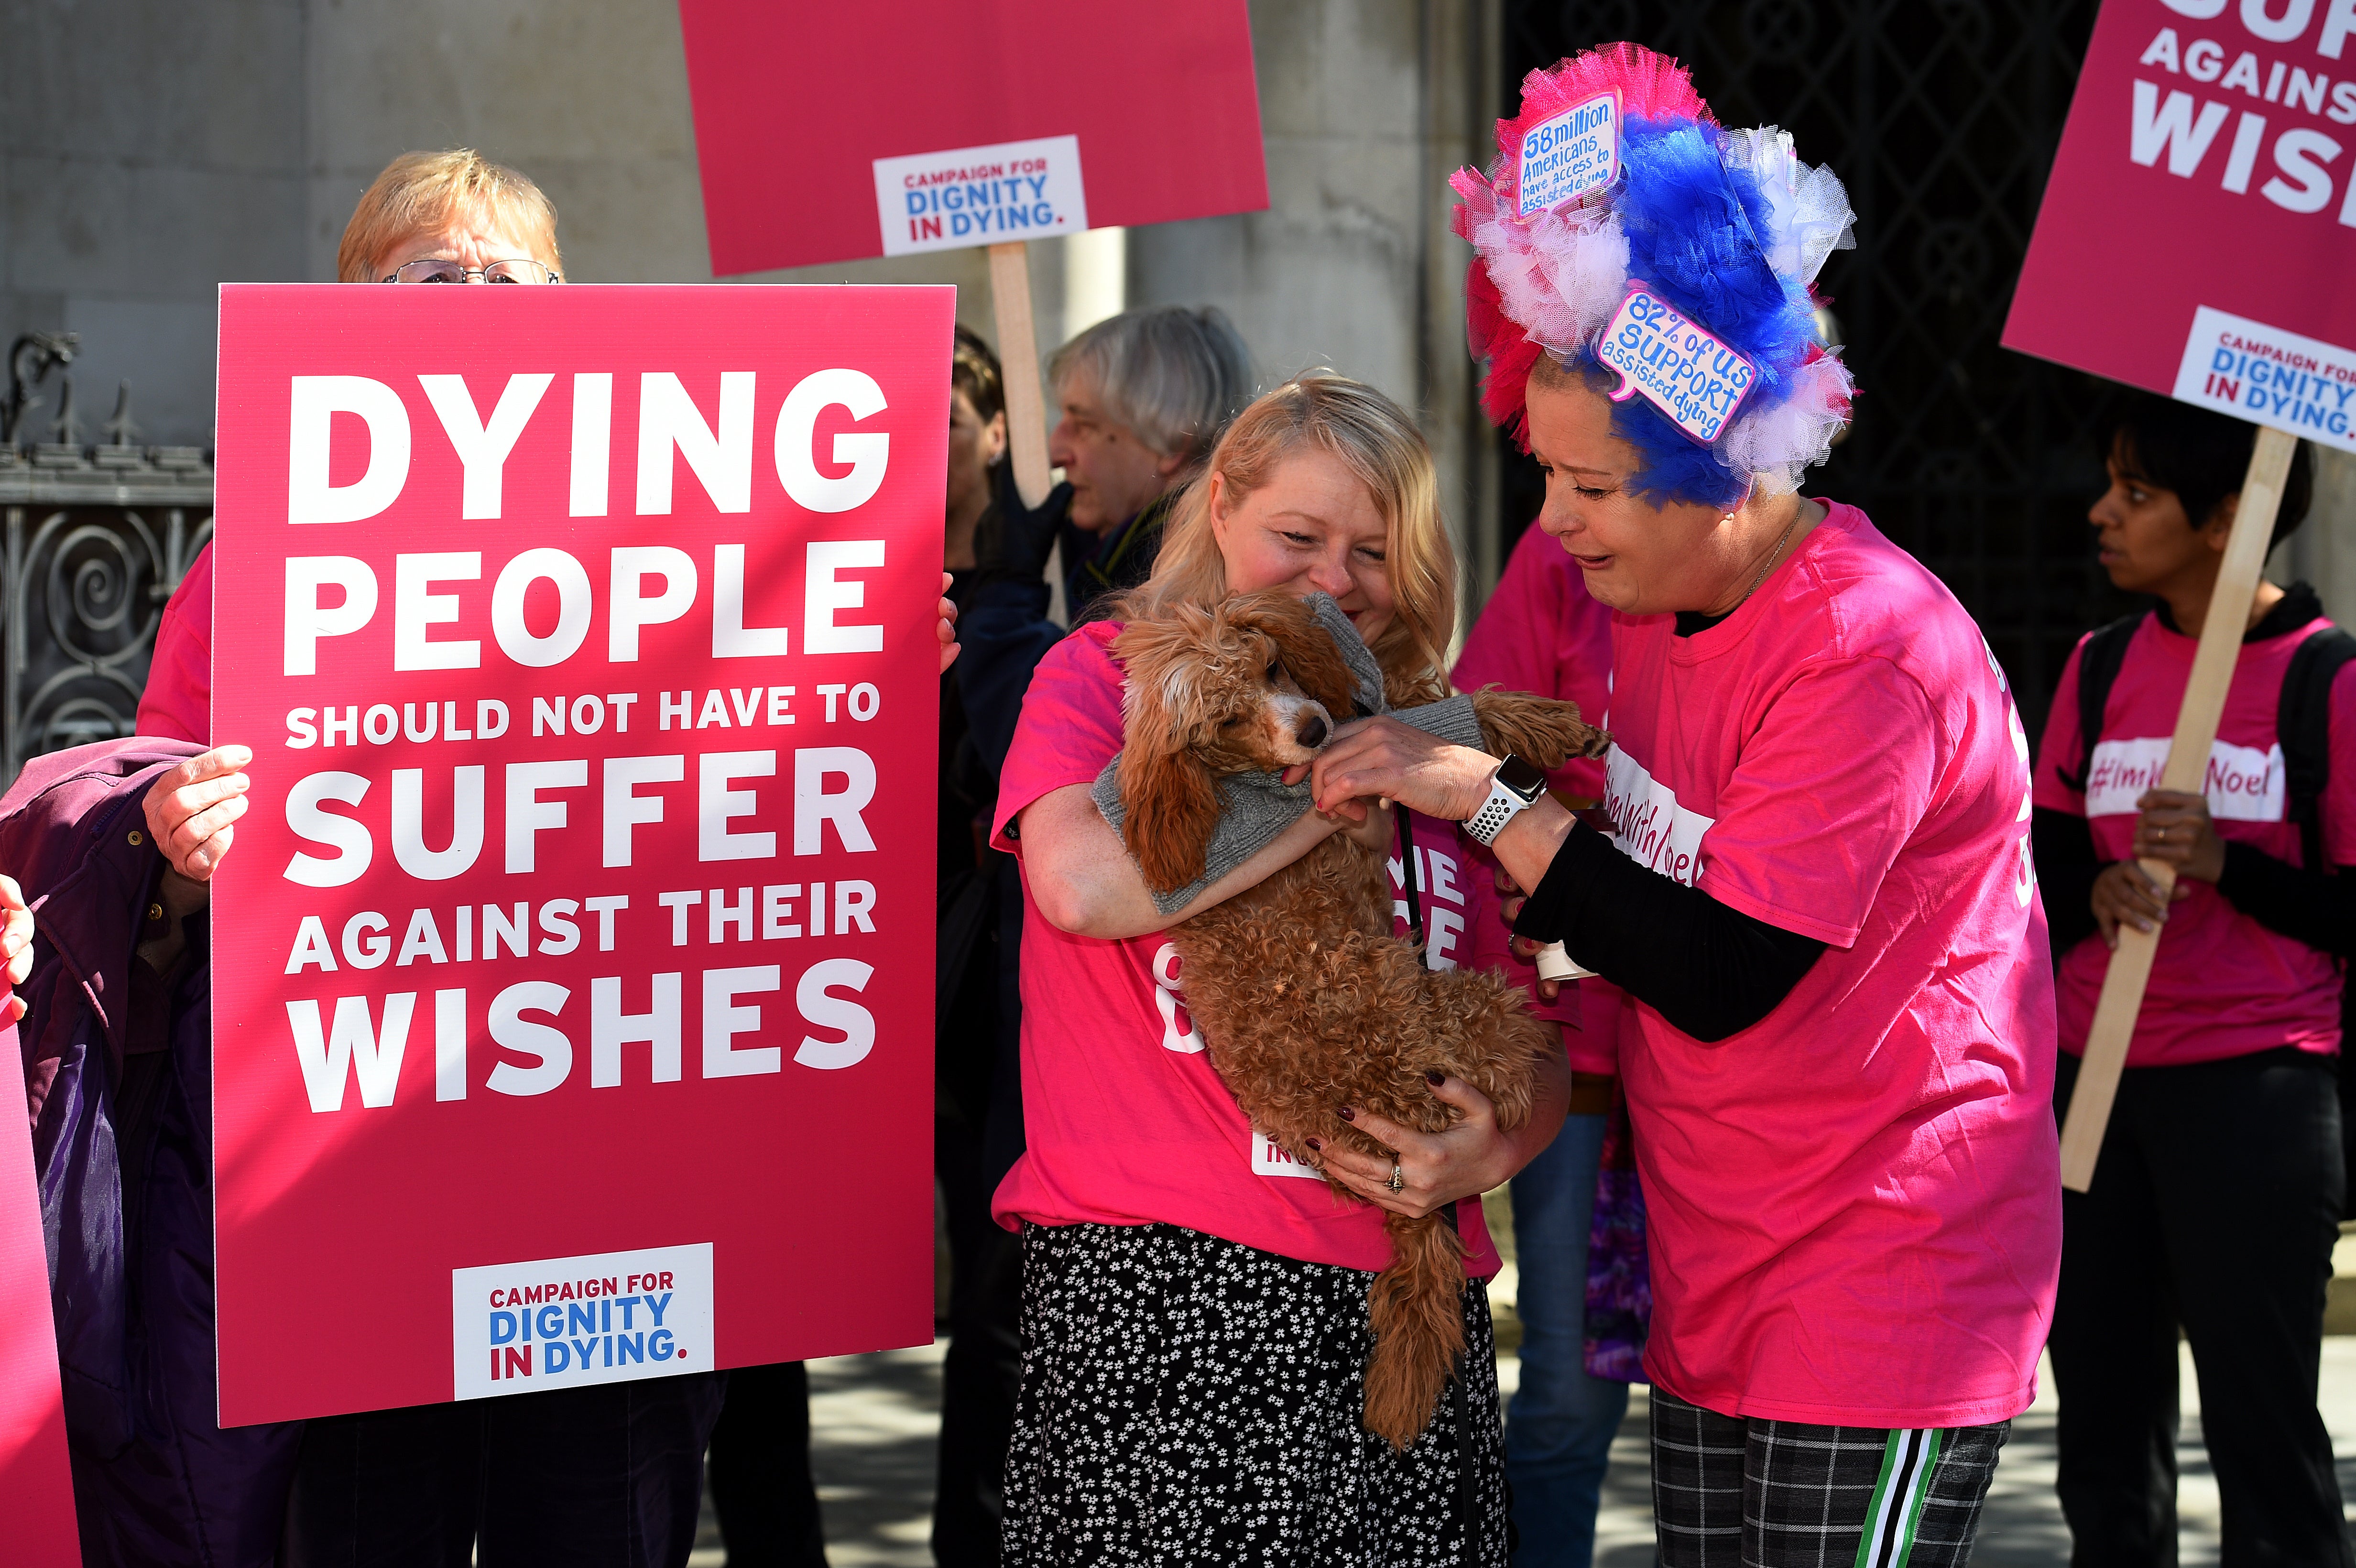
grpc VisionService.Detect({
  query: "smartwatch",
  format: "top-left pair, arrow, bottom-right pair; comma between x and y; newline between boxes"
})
1464,754 -> 1548,846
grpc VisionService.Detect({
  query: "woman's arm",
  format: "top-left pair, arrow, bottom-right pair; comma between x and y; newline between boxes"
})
1505,818 -> 1824,1040
2135,788 -> 2356,957
2215,847 -> 2356,957
1017,783 -> 1388,940
1312,721 -> 1823,1038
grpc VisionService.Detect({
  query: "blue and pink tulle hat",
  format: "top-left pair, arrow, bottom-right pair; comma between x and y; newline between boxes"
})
1453,44 -> 1858,509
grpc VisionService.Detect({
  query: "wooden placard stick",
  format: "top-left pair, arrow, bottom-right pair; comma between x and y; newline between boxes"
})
2056,424 -> 2299,1192
987,241 -> 1053,509
987,240 -> 1065,624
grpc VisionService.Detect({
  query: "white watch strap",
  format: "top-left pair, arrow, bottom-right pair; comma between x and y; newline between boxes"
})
1464,773 -> 1535,846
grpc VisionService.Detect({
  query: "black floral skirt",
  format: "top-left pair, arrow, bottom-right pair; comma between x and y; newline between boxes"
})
1001,1221 -> 1510,1567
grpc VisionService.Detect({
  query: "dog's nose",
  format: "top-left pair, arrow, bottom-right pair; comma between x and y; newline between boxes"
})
1297,714 -> 1329,750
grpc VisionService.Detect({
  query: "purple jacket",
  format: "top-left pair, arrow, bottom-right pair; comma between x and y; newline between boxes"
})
4,739 -> 300,1567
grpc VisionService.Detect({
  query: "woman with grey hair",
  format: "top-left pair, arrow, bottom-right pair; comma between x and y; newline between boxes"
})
1044,304 -> 1253,621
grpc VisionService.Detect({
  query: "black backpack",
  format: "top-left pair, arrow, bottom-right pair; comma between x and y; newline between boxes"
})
2067,610 -> 2356,1207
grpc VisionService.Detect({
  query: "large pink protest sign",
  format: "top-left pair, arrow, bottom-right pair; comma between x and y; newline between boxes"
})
0,1026 -> 79,1562
676,0 -> 1268,274
2004,0 -> 2356,449
209,284 -> 949,1425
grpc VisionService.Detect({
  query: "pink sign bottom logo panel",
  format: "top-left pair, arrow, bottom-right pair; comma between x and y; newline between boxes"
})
453,1242 -> 715,1400
2171,305 -> 2356,455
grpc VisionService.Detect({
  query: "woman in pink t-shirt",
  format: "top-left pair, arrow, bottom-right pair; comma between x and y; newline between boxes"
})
1320,46 -> 2060,1565
991,376 -> 1571,1565
2029,393 -> 2349,1561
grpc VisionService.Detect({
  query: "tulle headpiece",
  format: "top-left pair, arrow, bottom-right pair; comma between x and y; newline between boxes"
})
1453,44 -> 1857,508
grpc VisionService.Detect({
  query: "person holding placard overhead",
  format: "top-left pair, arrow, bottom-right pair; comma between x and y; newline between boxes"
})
2029,393 -> 2348,1563
1311,47 -> 2059,1560
1041,305 -> 1253,622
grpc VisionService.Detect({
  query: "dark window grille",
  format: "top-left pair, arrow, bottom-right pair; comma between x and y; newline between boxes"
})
0,455 -> 211,783
1498,0 -> 2140,737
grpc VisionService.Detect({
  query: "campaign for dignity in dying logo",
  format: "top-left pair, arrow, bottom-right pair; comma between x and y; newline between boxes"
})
451,1242 -> 714,1399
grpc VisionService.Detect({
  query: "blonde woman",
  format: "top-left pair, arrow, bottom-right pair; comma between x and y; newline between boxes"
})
991,375 -> 1569,1565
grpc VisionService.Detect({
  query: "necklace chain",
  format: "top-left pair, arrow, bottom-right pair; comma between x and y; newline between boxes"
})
1725,509 -> 1801,616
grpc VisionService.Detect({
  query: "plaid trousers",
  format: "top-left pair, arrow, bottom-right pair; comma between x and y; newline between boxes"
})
1651,1390 -> 2008,1568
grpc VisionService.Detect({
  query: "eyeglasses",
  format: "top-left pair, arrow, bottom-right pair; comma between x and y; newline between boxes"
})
382,258 -> 562,284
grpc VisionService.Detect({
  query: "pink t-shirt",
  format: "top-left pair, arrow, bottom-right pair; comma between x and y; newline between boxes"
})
137,542 -> 212,744
1453,522 -> 1620,1073
2031,609 -> 2356,1067
988,621 -> 1502,1278
1603,501 -> 2060,1429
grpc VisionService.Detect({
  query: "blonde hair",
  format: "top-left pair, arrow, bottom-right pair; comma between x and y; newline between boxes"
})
337,149 -> 562,284
1121,374 -> 1457,706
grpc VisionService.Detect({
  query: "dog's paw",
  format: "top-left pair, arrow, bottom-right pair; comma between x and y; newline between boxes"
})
1467,690 -> 1609,769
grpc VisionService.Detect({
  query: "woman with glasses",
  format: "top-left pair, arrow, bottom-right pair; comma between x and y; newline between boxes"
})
126,148 -> 722,1568
136,147 -> 564,747
138,145 -> 961,744
349,152 -> 565,285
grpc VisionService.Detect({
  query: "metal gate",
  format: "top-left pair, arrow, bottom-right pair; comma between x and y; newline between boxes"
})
0,337 -> 212,784
0,452 -> 211,781
1499,0 -> 2133,735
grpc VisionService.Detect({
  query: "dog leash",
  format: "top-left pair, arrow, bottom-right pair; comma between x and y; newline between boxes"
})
1396,807 -> 1429,971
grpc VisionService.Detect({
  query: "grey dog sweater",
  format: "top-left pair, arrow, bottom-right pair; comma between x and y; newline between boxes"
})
1091,593 -> 1485,915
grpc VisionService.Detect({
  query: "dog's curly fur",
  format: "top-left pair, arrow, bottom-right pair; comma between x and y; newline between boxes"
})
1110,591 -> 1610,1449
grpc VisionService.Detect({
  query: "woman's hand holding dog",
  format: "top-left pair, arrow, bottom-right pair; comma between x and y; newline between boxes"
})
1309,718 -> 1496,824
1309,1055 -> 1572,1218
1315,718 -> 1582,907
1487,863 -> 1571,1004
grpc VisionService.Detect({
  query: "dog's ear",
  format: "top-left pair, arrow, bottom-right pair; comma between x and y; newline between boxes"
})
1233,593 -> 1362,719
1116,743 -> 1222,894
1110,611 -> 1224,893
1111,607 -> 1225,753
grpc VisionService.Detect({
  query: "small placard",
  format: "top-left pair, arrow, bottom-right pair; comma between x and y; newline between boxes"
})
873,134 -> 1088,258
1594,286 -> 1757,444
1516,90 -> 1621,217
2171,305 -> 2356,456
454,1243 -> 714,1401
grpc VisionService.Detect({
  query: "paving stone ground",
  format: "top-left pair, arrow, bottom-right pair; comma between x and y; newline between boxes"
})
691,1214 -> 2356,1565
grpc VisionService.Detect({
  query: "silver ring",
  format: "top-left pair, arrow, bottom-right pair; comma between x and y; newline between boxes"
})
1387,1163 -> 1405,1193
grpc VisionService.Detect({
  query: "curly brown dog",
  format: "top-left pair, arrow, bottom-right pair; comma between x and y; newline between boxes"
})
1109,590 -> 1608,1449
